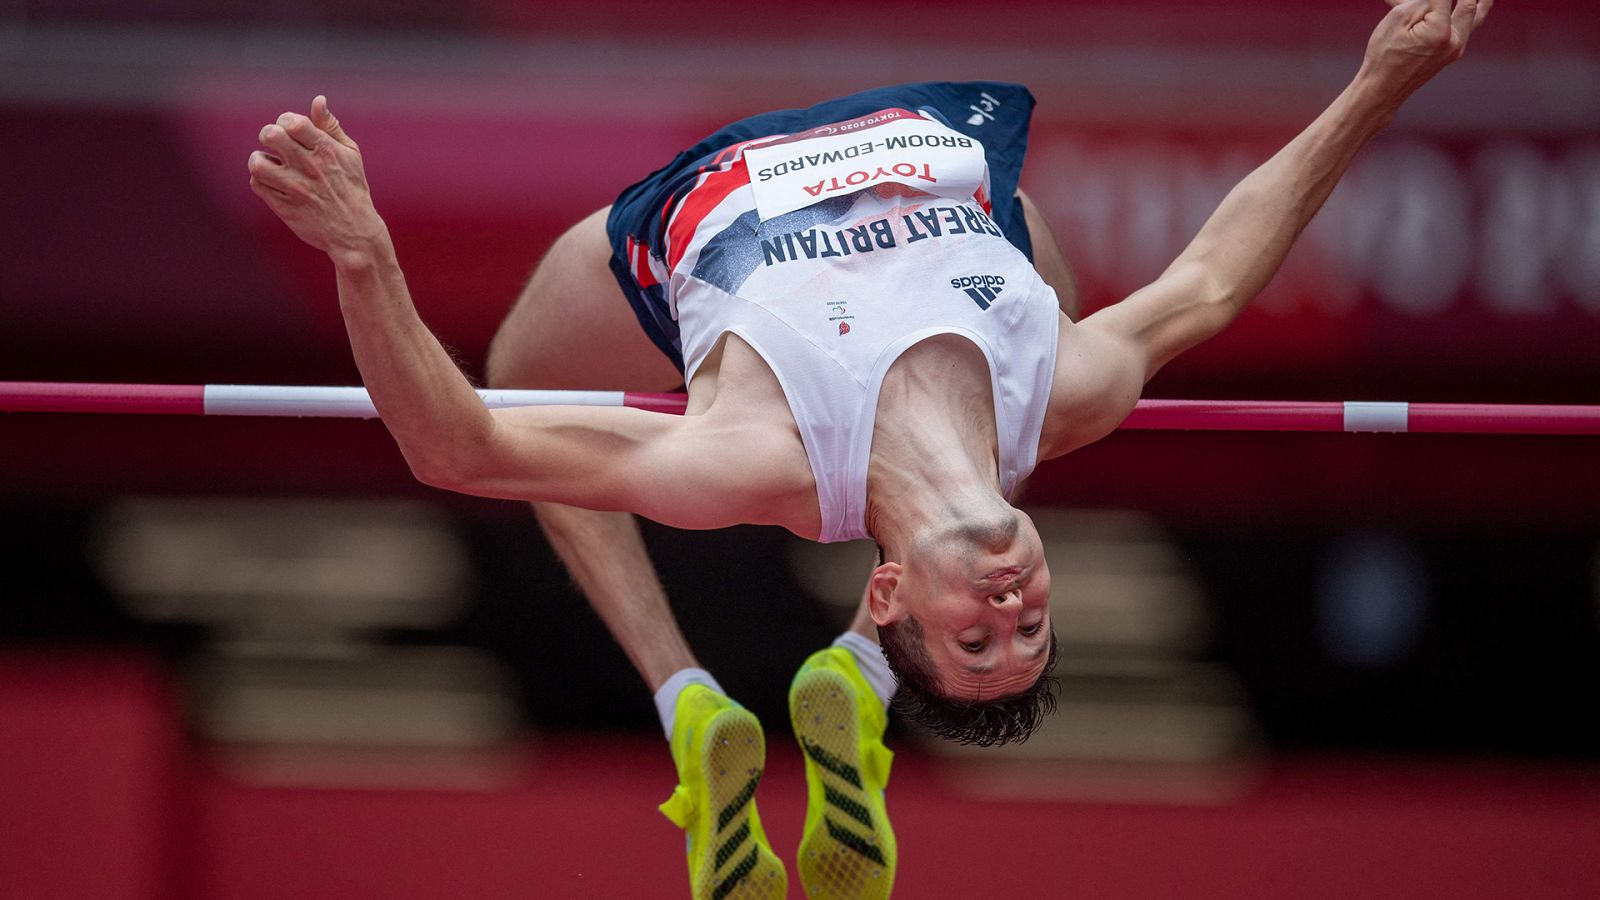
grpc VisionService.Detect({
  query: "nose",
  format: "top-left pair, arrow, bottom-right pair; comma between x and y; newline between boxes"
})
989,589 -> 1022,610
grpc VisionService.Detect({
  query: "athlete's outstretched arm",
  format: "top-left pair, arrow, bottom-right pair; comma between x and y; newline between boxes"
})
248,97 -> 514,485
1081,0 -> 1491,381
247,98 -> 681,514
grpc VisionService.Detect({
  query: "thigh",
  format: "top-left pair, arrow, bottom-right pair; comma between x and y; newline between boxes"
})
486,206 -> 684,391
1018,189 -> 1082,322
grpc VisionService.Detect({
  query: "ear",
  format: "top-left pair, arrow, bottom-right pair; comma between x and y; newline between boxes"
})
867,561 -> 903,626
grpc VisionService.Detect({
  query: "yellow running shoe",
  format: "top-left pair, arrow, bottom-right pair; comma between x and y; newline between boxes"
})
658,685 -> 787,900
789,647 -> 896,899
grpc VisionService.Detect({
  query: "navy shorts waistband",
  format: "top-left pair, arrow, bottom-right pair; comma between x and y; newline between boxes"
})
605,81 -> 1038,374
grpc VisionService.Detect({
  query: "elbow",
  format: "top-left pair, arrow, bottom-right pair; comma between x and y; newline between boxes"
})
406,453 -> 462,492
1137,265 -> 1240,378
404,446 -> 486,494
1205,284 -> 1245,332
393,419 -> 499,494
1183,259 -> 1247,332
1167,259 -> 1239,330
1177,256 -> 1237,308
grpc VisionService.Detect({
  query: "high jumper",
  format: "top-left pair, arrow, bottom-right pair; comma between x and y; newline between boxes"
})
238,1 -> 1493,896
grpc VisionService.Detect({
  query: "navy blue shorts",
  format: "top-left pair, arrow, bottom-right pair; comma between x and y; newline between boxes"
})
605,81 -> 1038,374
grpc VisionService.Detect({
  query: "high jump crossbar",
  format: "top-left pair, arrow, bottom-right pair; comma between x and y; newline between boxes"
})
2,382 -> 1599,435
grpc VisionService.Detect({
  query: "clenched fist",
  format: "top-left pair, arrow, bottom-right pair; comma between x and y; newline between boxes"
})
248,96 -> 389,266
1361,0 -> 1493,104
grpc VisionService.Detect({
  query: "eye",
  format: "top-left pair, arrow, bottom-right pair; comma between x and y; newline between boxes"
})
961,639 -> 986,653
1020,621 -> 1044,637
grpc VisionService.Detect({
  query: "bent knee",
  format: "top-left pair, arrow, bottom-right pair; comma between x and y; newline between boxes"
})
484,323 -> 541,389
485,208 -> 619,389
483,329 -> 521,389
1018,189 -> 1081,321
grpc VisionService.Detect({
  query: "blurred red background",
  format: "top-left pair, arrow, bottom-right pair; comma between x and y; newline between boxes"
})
3,1 -> 1599,898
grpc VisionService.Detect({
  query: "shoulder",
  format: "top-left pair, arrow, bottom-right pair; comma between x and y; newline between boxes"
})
1038,314 -> 1146,460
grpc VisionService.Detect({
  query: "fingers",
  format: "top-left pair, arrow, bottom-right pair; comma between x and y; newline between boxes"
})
248,174 -> 288,203
246,149 -> 291,194
1471,0 -> 1492,30
310,96 -> 334,135
248,96 -> 362,212
1382,0 -> 1426,25
311,95 -> 359,150
257,98 -> 354,165
260,112 -> 322,158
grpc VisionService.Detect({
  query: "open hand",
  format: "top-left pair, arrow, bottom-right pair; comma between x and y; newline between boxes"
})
1361,0 -> 1492,103
248,96 -> 388,263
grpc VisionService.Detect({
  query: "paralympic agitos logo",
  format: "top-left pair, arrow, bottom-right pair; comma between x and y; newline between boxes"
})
951,274 -> 1004,310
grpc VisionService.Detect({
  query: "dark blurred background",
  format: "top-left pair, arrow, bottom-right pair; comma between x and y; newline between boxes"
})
3,1 -> 1599,897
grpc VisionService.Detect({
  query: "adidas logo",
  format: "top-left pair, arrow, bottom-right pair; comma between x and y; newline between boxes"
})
798,737 -> 887,868
950,274 -> 1004,309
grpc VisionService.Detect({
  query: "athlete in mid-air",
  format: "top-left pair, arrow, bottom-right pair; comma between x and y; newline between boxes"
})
248,1 -> 1489,895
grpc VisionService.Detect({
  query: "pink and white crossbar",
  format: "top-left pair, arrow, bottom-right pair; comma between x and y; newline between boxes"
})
3,383 -> 1599,435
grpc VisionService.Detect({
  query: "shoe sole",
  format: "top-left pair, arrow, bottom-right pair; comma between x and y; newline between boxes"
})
790,667 -> 895,900
692,707 -> 787,900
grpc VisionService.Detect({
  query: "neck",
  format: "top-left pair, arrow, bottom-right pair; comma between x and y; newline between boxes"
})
865,337 -> 1007,553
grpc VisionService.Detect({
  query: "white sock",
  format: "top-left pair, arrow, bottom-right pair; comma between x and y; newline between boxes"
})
832,631 -> 896,709
653,667 -> 726,741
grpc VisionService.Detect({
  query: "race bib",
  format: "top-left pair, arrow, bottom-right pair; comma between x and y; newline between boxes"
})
742,108 -> 987,222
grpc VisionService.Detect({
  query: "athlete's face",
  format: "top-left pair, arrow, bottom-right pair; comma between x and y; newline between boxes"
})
877,511 -> 1053,700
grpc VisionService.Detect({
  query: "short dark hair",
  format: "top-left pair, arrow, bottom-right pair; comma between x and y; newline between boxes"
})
876,614 -> 1059,747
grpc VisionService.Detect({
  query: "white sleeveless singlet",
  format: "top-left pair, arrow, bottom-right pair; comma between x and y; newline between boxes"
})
658,110 -> 1060,542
